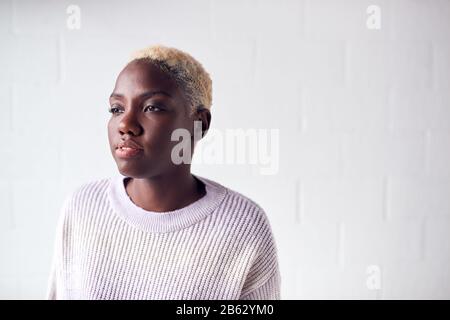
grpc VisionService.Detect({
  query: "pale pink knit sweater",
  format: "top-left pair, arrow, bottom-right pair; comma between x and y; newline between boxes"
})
46,174 -> 281,300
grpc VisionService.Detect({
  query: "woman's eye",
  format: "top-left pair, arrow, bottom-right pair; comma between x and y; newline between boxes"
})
108,106 -> 122,114
108,104 -> 162,115
144,105 -> 162,112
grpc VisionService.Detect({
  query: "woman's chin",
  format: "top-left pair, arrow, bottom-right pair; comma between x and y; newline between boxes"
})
117,164 -> 143,178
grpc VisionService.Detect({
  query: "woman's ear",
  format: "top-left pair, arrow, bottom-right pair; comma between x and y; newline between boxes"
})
192,105 -> 211,139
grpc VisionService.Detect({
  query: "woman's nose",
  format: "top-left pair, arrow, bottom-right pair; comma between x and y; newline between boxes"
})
118,110 -> 142,136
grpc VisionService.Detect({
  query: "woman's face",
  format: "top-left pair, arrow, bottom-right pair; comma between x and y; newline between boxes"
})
107,59 -> 195,178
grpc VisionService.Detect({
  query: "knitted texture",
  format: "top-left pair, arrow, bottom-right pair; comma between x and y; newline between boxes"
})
46,174 -> 281,300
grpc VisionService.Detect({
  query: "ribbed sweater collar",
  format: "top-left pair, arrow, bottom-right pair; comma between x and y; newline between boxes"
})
107,173 -> 228,233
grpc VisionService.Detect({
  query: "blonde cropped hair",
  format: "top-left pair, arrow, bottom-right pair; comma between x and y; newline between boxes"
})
129,44 -> 212,117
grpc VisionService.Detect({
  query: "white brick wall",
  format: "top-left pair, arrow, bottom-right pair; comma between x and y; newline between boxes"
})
0,0 -> 449,299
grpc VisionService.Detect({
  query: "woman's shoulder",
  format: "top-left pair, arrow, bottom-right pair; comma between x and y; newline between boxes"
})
53,177 -> 112,231
227,187 -> 266,214
69,176 -> 111,200
60,176 -> 112,212
204,177 -> 271,226
210,179 -> 277,256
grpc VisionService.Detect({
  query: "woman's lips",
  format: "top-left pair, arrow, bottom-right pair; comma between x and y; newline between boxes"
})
115,147 -> 143,159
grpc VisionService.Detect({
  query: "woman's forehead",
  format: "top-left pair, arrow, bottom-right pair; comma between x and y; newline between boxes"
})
115,60 -> 178,94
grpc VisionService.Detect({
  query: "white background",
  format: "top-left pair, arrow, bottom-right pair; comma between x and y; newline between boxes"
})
0,0 -> 449,299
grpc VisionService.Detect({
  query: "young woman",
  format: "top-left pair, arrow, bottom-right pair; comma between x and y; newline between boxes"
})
46,44 -> 281,300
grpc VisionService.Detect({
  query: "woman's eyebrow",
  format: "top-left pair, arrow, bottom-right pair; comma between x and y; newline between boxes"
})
109,90 -> 172,100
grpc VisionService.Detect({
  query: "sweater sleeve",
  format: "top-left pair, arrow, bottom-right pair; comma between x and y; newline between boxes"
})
46,193 -> 71,300
239,209 -> 281,300
46,254 -> 56,299
240,269 -> 281,300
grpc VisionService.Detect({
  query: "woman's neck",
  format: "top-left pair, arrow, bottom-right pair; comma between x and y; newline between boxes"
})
124,171 -> 206,213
